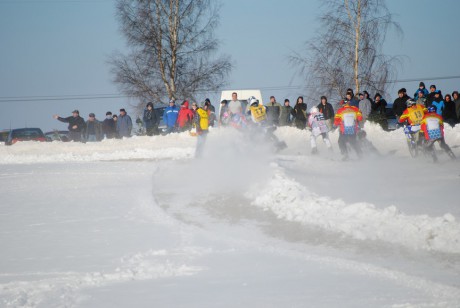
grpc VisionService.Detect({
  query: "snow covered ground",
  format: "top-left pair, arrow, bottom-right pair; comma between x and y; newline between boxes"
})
1,123 -> 460,307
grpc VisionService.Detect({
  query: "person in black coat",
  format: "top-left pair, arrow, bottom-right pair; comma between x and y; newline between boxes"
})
317,96 -> 335,129
291,96 -> 307,129
53,109 -> 86,142
102,111 -> 116,139
443,94 -> 457,127
393,88 -> 410,121
143,102 -> 159,136
425,85 -> 437,108
372,93 -> 387,114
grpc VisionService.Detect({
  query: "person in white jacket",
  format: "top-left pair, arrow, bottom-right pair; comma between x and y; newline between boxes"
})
308,106 -> 332,154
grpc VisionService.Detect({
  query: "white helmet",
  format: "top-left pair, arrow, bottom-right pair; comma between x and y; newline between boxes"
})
248,96 -> 259,106
310,106 -> 319,114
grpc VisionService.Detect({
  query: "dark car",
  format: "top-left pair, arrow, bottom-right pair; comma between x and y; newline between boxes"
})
0,130 -> 10,143
370,104 -> 397,131
45,130 -> 70,142
384,104 -> 398,130
5,128 -> 47,145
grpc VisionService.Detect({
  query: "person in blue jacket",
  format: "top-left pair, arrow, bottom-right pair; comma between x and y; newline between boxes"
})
163,99 -> 180,134
414,81 -> 429,100
116,108 -> 133,138
431,90 -> 445,116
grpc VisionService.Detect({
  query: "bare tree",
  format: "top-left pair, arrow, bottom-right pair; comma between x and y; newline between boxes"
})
110,0 -> 232,107
291,0 -> 402,105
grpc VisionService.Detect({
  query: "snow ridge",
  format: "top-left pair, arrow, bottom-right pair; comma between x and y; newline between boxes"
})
247,165 -> 460,254
0,248 -> 203,307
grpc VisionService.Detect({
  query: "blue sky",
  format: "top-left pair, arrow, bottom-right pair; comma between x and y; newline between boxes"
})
1,0 -> 459,131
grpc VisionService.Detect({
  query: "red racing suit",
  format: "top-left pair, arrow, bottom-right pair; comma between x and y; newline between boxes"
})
334,104 -> 362,135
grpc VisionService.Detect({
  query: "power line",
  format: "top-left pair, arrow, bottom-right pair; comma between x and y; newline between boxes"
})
1,75 -> 459,103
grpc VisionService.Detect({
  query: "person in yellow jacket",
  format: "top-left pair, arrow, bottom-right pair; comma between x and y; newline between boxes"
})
246,96 -> 287,151
191,102 -> 209,158
398,99 -> 427,147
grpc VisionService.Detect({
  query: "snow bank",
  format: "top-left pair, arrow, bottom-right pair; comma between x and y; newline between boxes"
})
246,165 -> 460,254
0,133 -> 195,164
0,248 -> 203,307
1,123 -> 459,165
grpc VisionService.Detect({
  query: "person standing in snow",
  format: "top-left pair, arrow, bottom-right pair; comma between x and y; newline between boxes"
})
219,100 -> 230,127
117,108 -> 133,138
292,96 -> 307,130
53,109 -> 86,142
177,100 -> 194,132
203,98 -> 215,113
431,90 -> 445,117
372,93 -> 387,115
317,96 -> 335,130
228,92 -> 243,116
442,94 -> 457,127
308,106 -> 332,154
425,85 -> 437,107
452,91 -> 460,123
102,111 -> 116,139
279,99 -> 293,126
265,96 -> 282,126
415,90 -> 427,107
163,99 -> 180,134
83,113 -> 103,142
143,102 -> 159,136
414,81 -> 429,101
191,102 -> 209,158
393,88 -> 410,123
334,100 -> 363,160
358,92 -> 372,126
203,101 -> 216,127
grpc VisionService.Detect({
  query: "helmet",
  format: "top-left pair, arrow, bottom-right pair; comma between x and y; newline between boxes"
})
427,106 -> 436,113
310,106 -> 319,114
248,96 -> 259,106
406,99 -> 415,107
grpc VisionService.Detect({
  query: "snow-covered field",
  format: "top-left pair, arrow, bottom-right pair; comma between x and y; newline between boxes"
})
1,123 -> 460,307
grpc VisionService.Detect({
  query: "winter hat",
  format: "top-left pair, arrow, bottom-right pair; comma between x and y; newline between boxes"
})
430,85 -> 436,90
72,109 -> 79,114
419,82 -> 425,88
398,88 -> 405,94
374,93 -> 381,99
146,102 -> 153,108
106,111 -> 112,116
89,113 -> 95,118
120,108 -> 126,113
205,98 -> 211,104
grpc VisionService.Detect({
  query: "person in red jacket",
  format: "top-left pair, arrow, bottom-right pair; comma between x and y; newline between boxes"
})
334,100 -> 363,160
177,100 -> 194,132
420,107 -> 455,161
